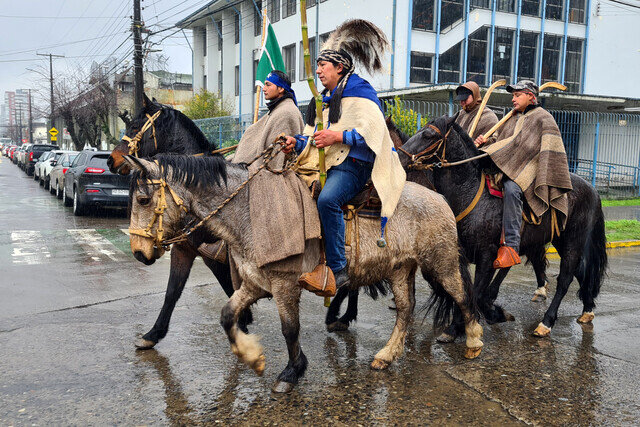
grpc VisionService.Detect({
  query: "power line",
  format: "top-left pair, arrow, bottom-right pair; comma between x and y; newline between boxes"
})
0,30 -> 130,57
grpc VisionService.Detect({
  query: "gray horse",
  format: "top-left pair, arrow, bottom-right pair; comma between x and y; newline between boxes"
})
123,154 -> 483,393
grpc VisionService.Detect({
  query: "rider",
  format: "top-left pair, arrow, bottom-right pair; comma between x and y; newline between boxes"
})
475,80 -> 572,269
283,23 -> 406,290
454,81 -> 498,141
232,70 -> 303,168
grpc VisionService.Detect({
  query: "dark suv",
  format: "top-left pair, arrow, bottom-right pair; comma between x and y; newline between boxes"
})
25,144 -> 59,176
62,150 -> 132,216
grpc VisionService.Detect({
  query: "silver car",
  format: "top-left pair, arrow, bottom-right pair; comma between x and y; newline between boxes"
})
49,152 -> 79,198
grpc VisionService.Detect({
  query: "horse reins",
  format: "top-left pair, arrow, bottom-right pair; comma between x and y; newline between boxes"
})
121,110 -> 162,157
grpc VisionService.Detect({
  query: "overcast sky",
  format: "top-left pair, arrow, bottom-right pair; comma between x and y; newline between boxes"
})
0,0 -> 205,112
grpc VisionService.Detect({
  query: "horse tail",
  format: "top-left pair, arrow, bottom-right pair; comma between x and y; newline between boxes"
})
576,203 -> 608,304
424,250 -> 476,329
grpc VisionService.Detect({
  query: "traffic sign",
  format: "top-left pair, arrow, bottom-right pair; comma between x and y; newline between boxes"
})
49,127 -> 58,137
51,136 -> 57,141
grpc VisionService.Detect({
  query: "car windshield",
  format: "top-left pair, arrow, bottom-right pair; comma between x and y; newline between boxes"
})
54,153 -> 63,160
62,154 -> 78,167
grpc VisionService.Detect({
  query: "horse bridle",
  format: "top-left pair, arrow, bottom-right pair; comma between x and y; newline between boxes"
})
396,124 -> 451,170
121,110 -> 162,157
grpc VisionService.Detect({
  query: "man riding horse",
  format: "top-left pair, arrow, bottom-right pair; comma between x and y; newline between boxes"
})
283,20 -> 406,290
454,81 -> 499,140
475,80 -> 573,269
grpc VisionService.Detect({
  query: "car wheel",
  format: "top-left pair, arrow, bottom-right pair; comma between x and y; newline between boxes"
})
34,172 -> 39,181
43,178 -> 49,189
73,189 -> 86,216
51,180 -> 58,195
63,185 -> 73,207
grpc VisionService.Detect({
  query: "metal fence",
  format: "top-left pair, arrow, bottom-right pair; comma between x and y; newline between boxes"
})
194,100 -> 640,197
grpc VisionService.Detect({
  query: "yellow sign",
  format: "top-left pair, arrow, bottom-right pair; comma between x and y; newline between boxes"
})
51,136 -> 57,141
49,127 -> 59,137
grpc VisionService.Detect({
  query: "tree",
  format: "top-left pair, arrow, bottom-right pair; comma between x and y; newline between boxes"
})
385,96 -> 428,137
183,89 -> 232,119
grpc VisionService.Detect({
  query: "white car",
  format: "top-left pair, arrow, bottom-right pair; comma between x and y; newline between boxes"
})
39,150 -> 75,190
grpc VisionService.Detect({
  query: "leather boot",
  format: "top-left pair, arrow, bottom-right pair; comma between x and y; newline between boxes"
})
493,245 -> 521,269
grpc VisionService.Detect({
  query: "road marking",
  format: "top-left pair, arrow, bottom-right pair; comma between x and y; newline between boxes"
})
11,231 -> 51,265
68,229 -> 121,261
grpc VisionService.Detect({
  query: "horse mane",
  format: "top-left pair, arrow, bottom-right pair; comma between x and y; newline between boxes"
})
450,121 -> 480,155
385,116 -> 412,145
154,106 -> 216,153
136,154 -> 229,190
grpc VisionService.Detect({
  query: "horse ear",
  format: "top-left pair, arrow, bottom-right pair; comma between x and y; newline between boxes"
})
152,97 -> 158,103
445,113 -> 459,127
143,93 -> 151,108
123,155 -> 158,175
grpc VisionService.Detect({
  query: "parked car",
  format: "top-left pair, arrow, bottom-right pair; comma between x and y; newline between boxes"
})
49,152 -> 79,198
4,144 -> 17,157
8,145 -> 18,160
39,150 -> 73,189
62,150 -> 131,216
25,144 -> 58,176
34,151 -> 54,181
17,144 -> 32,170
12,145 -> 23,164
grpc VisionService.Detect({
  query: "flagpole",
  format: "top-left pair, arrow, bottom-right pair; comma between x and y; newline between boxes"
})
253,8 -> 268,124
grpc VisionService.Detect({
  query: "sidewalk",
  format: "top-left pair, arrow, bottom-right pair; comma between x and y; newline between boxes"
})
603,205 -> 640,221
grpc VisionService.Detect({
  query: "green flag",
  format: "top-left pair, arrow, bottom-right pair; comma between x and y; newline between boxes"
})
255,20 -> 286,87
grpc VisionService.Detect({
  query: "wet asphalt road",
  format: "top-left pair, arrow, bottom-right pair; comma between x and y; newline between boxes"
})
1,156 -> 639,425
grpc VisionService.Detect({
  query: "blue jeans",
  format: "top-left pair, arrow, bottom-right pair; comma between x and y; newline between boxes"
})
503,178 -> 523,251
317,157 -> 373,272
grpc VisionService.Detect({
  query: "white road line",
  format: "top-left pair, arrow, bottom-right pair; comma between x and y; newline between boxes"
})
11,231 -> 51,265
120,228 -> 130,236
68,229 -> 121,261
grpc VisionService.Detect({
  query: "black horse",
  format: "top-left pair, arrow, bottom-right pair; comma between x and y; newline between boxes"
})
328,114 -> 607,339
108,94 -> 252,349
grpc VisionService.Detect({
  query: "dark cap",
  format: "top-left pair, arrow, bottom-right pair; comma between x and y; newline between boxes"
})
455,86 -> 473,101
506,80 -> 539,96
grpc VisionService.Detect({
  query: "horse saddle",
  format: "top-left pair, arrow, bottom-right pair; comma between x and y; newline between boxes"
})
309,180 -> 382,218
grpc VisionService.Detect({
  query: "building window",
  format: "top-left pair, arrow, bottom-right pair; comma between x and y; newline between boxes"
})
470,0 -> 491,9
203,74 -> 207,90
410,51 -> 433,83
253,59 -> 259,93
439,41 -> 462,83
319,32 -> 330,46
268,0 -> 280,23
413,0 -> 435,31
522,0 -> 540,16
216,21 -> 222,51
497,0 -> 515,13
218,70 -> 223,96
307,0 -> 317,7
517,31 -> 538,81
466,27 -> 488,85
441,0 -> 464,29
299,37 -> 316,81
201,28 -> 207,57
254,1 -> 263,37
569,0 -> 586,23
541,34 -> 562,83
234,14 -> 240,44
546,0 -> 564,20
283,0 -> 296,18
282,43 -> 296,81
564,38 -> 583,92
235,65 -> 239,96
492,28 -> 514,83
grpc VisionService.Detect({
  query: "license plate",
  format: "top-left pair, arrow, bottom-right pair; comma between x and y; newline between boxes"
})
112,189 -> 129,196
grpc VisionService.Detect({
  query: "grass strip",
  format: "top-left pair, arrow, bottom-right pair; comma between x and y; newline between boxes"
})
605,219 -> 640,242
601,198 -> 640,207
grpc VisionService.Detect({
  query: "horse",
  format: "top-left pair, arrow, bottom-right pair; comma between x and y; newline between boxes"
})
396,114 -> 607,339
107,94 -> 252,349
122,153 -> 484,393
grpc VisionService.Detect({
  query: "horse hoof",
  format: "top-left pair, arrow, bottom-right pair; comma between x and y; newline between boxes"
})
577,312 -> 595,324
326,321 -> 349,332
135,338 -> 157,350
504,311 -> 516,322
531,283 -> 549,302
436,332 -> 455,343
533,323 -> 551,338
370,358 -> 389,370
464,347 -> 482,359
271,381 -> 295,394
251,354 -> 266,376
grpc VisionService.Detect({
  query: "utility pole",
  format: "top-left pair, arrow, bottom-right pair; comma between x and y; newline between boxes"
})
133,0 -> 144,115
28,89 -> 33,144
37,52 -> 65,143
17,104 -> 23,144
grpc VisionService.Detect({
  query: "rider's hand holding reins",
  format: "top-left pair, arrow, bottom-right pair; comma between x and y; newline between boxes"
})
281,136 -> 297,154
313,129 -> 342,148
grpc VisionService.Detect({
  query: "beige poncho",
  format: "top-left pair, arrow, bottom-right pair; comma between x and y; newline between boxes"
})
455,104 -> 499,140
481,107 -> 573,227
294,96 -> 406,220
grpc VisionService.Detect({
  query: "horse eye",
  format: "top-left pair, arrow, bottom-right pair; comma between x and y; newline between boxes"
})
137,196 -> 151,206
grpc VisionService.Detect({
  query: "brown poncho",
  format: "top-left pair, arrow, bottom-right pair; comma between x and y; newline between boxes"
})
481,106 -> 572,227
455,104 -> 499,140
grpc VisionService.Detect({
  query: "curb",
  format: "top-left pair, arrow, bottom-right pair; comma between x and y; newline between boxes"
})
546,240 -> 640,254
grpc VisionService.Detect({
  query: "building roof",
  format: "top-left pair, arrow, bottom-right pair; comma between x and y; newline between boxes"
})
176,0 -> 244,28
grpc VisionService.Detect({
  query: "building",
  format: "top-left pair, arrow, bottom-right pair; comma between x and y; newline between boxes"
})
2,90 -> 32,143
177,0 -> 640,116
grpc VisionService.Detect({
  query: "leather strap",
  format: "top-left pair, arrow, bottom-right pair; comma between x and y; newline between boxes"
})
456,173 -> 486,222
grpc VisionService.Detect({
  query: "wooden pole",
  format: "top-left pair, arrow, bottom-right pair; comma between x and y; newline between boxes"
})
468,79 -> 506,138
301,0 -> 330,307
253,9 -> 268,124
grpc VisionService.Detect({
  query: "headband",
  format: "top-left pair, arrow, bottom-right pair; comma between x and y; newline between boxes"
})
266,72 -> 297,106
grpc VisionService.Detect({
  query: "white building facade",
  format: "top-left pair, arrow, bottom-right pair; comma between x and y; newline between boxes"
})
177,0 -> 640,116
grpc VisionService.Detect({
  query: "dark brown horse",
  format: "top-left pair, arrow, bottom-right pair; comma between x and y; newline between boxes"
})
109,94 -> 251,349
